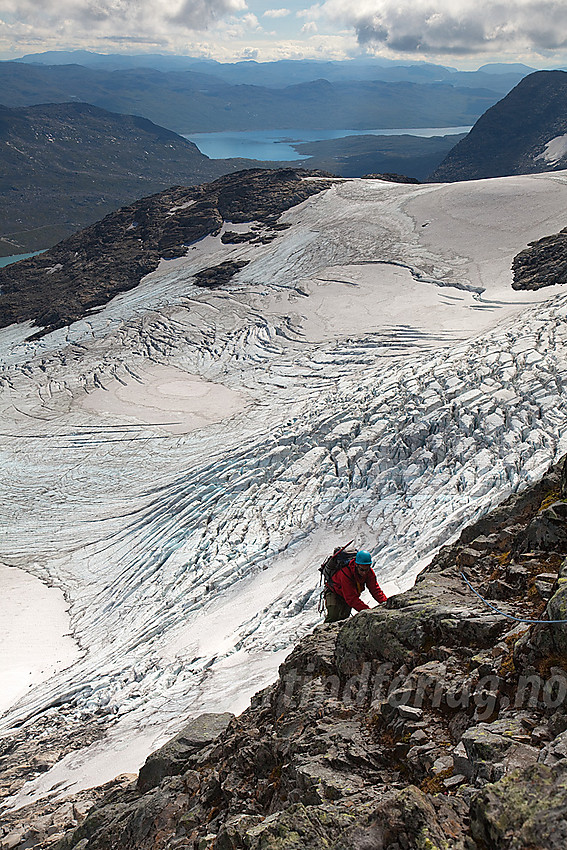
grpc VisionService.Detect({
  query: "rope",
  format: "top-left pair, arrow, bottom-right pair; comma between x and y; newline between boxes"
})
460,570 -> 567,624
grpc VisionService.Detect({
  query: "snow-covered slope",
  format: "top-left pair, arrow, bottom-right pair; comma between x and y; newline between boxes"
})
2,172 -> 567,806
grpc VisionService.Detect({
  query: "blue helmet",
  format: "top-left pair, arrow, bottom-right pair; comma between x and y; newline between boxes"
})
355,550 -> 372,566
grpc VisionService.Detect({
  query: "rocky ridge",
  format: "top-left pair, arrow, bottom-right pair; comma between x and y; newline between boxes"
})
0,169 -> 334,337
430,70 -> 567,182
3,457 -> 567,848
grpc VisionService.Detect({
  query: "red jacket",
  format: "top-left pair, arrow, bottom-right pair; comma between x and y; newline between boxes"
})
330,559 -> 387,611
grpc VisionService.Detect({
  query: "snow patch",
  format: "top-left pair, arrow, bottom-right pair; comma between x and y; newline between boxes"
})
535,134 -> 567,165
80,362 -> 250,435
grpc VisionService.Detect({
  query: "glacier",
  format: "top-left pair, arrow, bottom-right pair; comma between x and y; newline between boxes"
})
2,172 -> 567,807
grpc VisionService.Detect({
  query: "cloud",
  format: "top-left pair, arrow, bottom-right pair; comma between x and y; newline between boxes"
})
241,12 -> 261,28
296,4 -> 323,19
301,20 -> 318,33
319,0 -> 567,56
263,7 -> 290,18
0,0 -> 248,38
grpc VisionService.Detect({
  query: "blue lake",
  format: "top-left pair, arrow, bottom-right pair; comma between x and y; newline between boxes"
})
0,250 -> 45,268
185,127 -> 472,161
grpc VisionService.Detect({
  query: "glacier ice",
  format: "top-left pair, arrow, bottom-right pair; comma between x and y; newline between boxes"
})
2,173 -> 567,805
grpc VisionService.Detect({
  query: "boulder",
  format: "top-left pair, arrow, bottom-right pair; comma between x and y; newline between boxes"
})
242,803 -> 354,850
334,785 -> 467,850
137,713 -> 234,792
462,720 -> 539,785
542,583 -> 567,657
471,762 -> 567,849
335,567 -> 509,677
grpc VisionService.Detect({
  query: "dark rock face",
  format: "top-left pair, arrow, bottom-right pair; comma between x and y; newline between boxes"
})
137,713 -> 234,792
470,763 -> 567,849
515,502 -> 567,552
361,172 -> 421,184
512,226 -> 567,290
25,456 -> 567,850
430,70 -> 567,182
0,168 -> 334,337
193,260 -> 250,288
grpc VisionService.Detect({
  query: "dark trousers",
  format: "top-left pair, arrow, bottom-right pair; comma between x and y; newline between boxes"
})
324,590 -> 351,623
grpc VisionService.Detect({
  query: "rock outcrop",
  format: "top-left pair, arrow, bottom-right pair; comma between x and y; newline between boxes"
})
512,226 -> 567,291
0,169 -> 334,337
3,457 -> 567,849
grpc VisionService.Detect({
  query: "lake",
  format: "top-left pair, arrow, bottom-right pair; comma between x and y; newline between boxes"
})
0,250 -> 45,268
185,127 -> 472,161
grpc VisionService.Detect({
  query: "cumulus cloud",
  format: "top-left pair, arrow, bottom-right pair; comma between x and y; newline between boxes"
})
301,20 -> 318,33
263,7 -> 290,18
0,0 -> 247,38
296,4 -> 323,19
319,0 -> 567,55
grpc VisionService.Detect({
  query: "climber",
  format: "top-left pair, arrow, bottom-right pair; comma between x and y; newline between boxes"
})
324,550 -> 387,623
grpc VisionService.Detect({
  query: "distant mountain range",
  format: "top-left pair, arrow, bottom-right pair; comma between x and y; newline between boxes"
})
2,59 -> 564,259
0,101 -> 251,255
13,50 -> 535,94
0,60 -> 509,135
430,70 -> 567,181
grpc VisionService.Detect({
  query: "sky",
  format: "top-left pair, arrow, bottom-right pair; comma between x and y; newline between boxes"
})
1,0 -> 567,67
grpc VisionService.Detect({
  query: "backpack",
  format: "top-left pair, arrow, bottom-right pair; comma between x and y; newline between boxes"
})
319,542 -> 357,589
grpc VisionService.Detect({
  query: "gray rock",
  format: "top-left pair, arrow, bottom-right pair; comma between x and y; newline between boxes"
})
335,567 -> 509,677
535,572 -> 559,600
295,759 -> 365,804
544,584 -> 567,657
215,815 -> 265,850
432,755 -> 453,774
244,803 -> 353,850
410,729 -> 428,744
444,773 -> 466,789
462,719 -> 539,785
471,762 -> 567,849
515,502 -> 567,553
453,741 -> 473,779
0,832 -> 25,850
334,785 -> 467,850
398,705 -> 423,721
506,563 -> 530,586
137,712 -> 234,792
539,729 -> 567,766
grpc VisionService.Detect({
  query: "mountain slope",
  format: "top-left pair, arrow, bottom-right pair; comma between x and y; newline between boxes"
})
292,132 -> 466,181
15,455 -> 567,850
430,70 -> 567,181
0,102 -> 250,255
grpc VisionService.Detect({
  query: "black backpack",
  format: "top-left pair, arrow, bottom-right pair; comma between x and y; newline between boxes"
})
319,542 -> 356,588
